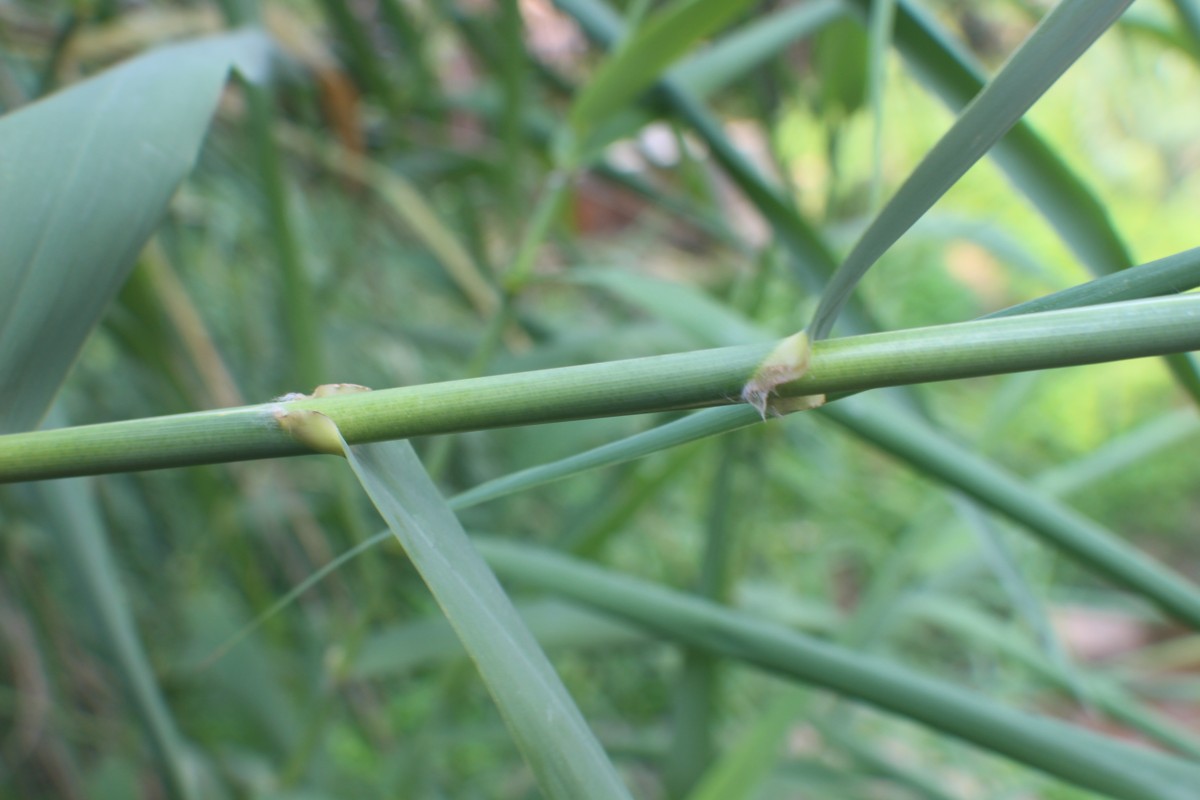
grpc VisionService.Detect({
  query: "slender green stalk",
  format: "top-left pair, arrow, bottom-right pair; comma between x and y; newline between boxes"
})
3,295 -> 1199,483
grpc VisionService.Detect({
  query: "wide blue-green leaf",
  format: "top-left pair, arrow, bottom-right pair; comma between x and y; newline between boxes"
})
0,29 -> 271,434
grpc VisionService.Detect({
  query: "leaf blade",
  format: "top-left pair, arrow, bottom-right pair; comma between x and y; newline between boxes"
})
0,29 -> 271,433
342,436 -> 632,800
567,0 -> 754,149
808,0 -> 1133,339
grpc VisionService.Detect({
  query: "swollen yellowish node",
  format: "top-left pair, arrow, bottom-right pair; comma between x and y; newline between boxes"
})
740,332 -> 825,418
271,383 -> 372,455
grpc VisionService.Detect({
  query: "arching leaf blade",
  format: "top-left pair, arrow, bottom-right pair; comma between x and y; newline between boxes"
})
808,0 -> 1133,339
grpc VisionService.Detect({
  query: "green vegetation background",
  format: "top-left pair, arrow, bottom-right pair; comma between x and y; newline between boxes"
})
1,1 -> 1199,799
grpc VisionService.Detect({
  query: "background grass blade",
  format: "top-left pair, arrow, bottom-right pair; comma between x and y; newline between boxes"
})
906,599 -> 1200,759
479,537 -> 1200,800
39,470 -> 196,800
669,0 -> 847,98
807,0 -> 1133,339
877,0 -> 1134,276
556,0 -> 891,333
340,435 -> 632,800
0,29 -> 270,434
350,600 -> 647,680
872,0 -> 1200,403
566,0 -> 754,153
821,397 -> 1200,630
451,405 -> 761,509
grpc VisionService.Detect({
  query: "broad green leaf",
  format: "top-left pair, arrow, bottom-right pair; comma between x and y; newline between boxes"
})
0,29 -> 271,434
567,0 -> 754,151
340,435 -> 632,800
480,537 -> 1200,800
808,0 -> 1134,339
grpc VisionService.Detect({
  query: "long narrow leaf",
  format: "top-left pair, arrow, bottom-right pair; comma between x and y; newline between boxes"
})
567,0 -> 754,141
339,435 -> 631,800
873,0 -> 1200,402
808,0 -> 1133,339
877,0 -> 1133,276
41,474 -> 196,800
669,0 -> 847,98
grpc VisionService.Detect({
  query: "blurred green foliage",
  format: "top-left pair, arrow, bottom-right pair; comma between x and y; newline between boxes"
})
2,1 -> 1200,799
